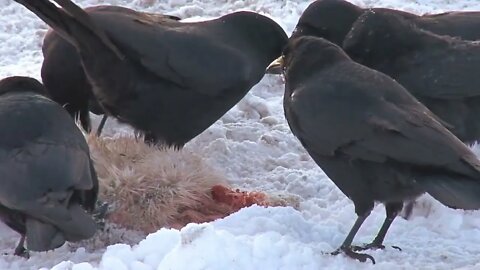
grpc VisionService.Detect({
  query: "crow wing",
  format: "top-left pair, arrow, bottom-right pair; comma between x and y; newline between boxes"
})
287,62 -> 480,179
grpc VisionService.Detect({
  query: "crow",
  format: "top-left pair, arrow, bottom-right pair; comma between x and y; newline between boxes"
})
17,0 -> 288,148
41,5 -> 181,135
267,36 -> 480,263
289,0 -> 480,45
0,76 -> 98,257
269,0 -> 480,220
342,10 -> 480,144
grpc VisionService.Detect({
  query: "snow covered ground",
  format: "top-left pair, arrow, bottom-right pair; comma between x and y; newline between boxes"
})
2,0 -> 480,269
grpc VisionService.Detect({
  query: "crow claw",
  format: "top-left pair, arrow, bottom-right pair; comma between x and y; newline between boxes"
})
331,246 -> 376,264
352,242 -> 402,252
13,246 -> 29,259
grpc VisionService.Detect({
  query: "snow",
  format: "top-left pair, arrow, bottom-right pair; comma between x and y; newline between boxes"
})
1,0 -> 480,269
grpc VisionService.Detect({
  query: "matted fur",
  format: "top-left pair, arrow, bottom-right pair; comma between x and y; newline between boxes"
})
86,134 -> 230,232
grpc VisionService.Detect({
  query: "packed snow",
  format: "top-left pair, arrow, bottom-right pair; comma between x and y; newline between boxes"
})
2,0 -> 480,269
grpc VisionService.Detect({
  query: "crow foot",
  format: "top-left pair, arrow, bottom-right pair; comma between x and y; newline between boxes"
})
331,246 -> 376,264
352,242 -> 401,252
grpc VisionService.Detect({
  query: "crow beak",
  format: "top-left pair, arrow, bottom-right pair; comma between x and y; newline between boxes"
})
265,56 -> 284,74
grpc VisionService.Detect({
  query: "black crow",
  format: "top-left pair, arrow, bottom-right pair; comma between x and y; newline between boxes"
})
17,0 -> 288,148
289,0 -> 480,45
0,76 -> 98,257
342,10 -> 480,144
41,5 -> 181,134
270,0 -> 480,220
267,36 -> 480,263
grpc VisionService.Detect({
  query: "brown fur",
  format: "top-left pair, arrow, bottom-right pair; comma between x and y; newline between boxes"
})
87,134 -> 230,232
79,131 -> 300,237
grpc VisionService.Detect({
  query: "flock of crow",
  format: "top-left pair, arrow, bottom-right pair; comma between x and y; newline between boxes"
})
1,0 -> 480,264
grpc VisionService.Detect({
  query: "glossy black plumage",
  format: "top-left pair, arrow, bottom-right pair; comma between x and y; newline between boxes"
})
0,76 -> 98,256
276,36 -> 480,263
280,0 -> 480,219
342,10 -> 480,144
41,5 -> 181,133
18,0 -> 288,148
290,0 -> 480,45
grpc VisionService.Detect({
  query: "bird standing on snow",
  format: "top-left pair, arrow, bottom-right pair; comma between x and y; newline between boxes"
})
277,0 -> 480,220
0,76 -> 98,257
15,0 -> 288,148
267,36 -> 480,264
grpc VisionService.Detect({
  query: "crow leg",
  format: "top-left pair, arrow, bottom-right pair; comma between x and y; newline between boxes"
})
96,115 -> 108,136
79,106 -> 92,133
331,212 -> 375,264
352,202 -> 403,251
400,200 -> 415,220
14,234 -> 29,259
91,200 -> 110,230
